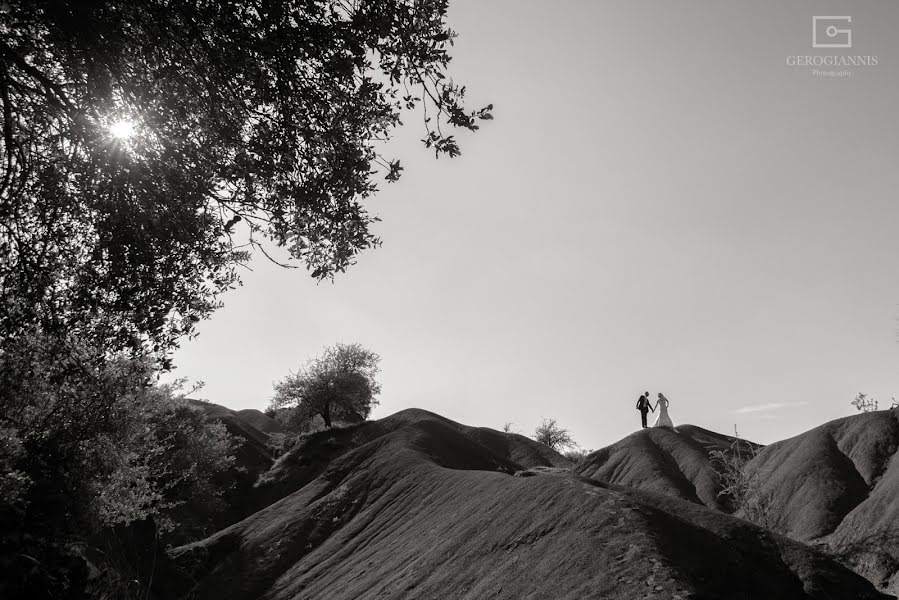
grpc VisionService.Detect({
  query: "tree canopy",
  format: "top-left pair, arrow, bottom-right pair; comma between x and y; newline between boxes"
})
0,3 -> 490,596
272,342 -> 381,429
533,418 -> 576,453
0,0 -> 491,360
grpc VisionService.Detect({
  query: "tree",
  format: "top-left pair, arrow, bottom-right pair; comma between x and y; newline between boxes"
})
272,343 -> 381,429
0,0 -> 492,361
533,418 -> 576,453
851,393 -> 879,413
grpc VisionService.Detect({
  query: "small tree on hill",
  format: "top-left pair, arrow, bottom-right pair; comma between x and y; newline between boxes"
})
851,393 -> 878,413
709,439 -> 781,532
271,343 -> 381,430
533,418 -> 576,453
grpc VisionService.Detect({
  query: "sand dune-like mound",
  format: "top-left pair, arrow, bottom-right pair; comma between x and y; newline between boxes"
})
185,400 -> 277,528
746,409 -> 899,594
252,408 -> 569,507
573,425 -> 758,510
380,408 -> 572,468
190,400 -> 274,453
170,410 -> 886,600
236,408 -> 285,435
571,411 -> 899,596
748,409 -> 899,540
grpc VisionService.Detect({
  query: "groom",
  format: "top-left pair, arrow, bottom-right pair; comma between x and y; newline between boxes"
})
636,391 -> 654,429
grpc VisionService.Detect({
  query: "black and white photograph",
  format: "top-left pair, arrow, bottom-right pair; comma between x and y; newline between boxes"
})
2,1 -> 898,599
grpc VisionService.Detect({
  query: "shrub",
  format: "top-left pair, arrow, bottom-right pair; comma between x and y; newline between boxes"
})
90,381 -> 241,533
533,418 -> 577,452
851,393 -> 879,413
0,330 -> 240,598
0,427 -> 30,515
562,448 -> 593,462
709,439 -> 782,532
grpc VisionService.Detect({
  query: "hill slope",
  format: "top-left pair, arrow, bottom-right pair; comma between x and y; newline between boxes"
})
573,425 -> 757,510
252,408 -> 570,507
569,410 -> 899,597
171,410 -> 886,600
236,408 -> 285,435
746,408 -> 899,594
186,400 -> 278,529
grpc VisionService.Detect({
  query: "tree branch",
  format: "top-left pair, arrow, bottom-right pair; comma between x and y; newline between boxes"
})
0,40 -> 75,112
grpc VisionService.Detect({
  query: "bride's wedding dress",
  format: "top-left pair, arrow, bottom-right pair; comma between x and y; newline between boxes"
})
653,394 -> 674,428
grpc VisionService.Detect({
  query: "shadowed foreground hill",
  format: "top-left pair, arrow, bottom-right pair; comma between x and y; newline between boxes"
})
573,425 -> 759,510
171,410 -> 886,600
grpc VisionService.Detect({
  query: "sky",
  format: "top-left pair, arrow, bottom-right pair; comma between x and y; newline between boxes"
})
169,0 -> 899,448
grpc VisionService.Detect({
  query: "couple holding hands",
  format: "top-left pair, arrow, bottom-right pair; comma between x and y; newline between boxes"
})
636,391 -> 674,429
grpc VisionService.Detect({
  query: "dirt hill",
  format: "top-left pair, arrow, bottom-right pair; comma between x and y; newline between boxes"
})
573,425 -> 758,510
168,409 -> 887,600
251,409 -> 570,507
236,408 -> 285,435
745,408 -> 899,594
186,400 -> 278,530
570,411 -> 899,597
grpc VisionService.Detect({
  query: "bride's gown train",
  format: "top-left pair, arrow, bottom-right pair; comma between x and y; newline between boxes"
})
653,395 -> 674,428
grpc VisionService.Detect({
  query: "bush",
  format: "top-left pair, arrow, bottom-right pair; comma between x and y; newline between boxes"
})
562,448 -> 593,462
533,418 -> 577,453
0,330 -> 240,599
90,382 -> 241,533
0,427 -> 30,515
851,393 -> 879,413
271,343 -> 381,430
709,439 -> 781,532
502,422 -> 521,434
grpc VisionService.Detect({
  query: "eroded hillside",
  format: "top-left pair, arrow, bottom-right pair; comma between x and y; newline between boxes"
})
166,409 -> 887,600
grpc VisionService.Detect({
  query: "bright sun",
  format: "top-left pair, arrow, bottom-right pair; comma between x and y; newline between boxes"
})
109,120 -> 135,140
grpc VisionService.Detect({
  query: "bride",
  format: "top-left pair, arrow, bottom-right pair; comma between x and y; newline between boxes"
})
653,393 -> 675,428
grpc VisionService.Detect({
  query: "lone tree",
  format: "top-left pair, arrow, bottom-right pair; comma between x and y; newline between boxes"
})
533,418 -> 576,453
272,343 -> 381,429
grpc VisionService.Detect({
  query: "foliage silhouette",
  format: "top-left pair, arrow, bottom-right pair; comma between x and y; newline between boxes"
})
709,438 -> 782,532
0,332 -> 239,599
851,393 -> 879,413
0,0 -> 492,360
533,418 -> 576,452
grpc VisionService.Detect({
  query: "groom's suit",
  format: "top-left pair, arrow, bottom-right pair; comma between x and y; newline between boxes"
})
636,394 -> 653,428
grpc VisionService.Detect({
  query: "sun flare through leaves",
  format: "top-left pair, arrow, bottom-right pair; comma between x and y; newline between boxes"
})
109,119 -> 136,140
